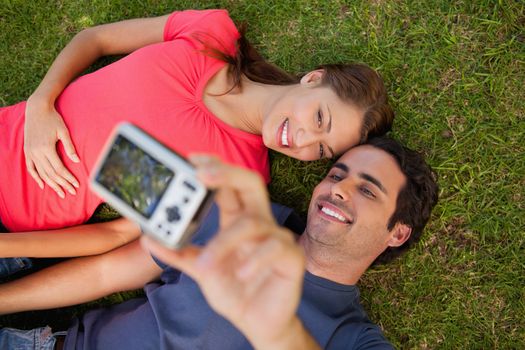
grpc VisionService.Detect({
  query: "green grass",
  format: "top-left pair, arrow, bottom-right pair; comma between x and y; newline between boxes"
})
1,0 -> 524,348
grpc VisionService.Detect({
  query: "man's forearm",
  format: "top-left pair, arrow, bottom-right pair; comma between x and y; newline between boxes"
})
0,240 -> 160,315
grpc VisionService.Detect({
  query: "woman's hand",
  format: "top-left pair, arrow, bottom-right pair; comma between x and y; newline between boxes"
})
24,95 -> 80,198
20,14 -> 170,198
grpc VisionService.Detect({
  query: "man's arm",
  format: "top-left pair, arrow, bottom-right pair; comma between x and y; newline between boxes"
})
0,218 -> 141,258
142,155 -> 321,350
0,239 -> 161,315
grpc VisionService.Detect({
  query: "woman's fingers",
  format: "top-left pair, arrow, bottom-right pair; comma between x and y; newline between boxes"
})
57,124 -> 80,163
24,102 -> 79,197
25,159 -> 44,190
47,151 -> 79,191
32,159 -> 66,198
28,152 -> 78,198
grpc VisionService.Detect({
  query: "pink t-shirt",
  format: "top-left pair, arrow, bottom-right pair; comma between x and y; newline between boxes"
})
0,10 -> 269,232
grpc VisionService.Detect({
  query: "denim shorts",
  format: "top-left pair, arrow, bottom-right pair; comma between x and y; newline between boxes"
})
0,257 -> 33,280
0,326 -> 67,350
0,218 -> 33,280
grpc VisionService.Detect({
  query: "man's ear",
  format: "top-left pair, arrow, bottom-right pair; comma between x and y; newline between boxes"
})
387,223 -> 412,247
300,69 -> 325,85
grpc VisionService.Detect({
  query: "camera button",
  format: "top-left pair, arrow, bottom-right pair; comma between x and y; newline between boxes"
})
183,181 -> 196,192
166,206 -> 181,222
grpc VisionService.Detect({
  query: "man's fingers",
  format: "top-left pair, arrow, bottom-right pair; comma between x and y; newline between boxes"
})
236,238 -> 285,280
196,217 -> 282,271
214,188 -> 242,228
189,155 -> 273,221
236,235 -> 304,282
140,236 -> 202,280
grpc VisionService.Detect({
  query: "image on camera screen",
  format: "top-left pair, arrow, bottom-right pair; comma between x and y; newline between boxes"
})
96,135 -> 174,218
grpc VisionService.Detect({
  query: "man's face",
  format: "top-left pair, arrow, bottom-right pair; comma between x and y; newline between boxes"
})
304,145 -> 407,262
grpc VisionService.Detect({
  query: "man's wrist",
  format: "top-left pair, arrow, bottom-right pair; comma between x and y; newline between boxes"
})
251,317 -> 321,350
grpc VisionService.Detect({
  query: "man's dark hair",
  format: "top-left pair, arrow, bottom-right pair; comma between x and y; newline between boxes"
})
366,137 -> 439,265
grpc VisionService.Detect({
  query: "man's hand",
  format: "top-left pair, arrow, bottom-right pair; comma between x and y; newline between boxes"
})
141,156 -> 318,349
24,94 -> 80,198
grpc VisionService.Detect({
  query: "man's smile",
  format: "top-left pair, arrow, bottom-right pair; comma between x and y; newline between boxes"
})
316,201 -> 353,224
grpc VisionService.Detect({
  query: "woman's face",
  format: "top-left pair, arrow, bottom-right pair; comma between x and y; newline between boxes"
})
262,72 -> 363,161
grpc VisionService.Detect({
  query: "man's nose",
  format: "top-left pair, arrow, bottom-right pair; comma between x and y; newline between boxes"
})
331,179 -> 353,201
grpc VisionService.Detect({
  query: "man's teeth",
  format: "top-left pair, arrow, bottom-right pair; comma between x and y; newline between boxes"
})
281,119 -> 289,146
321,206 -> 347,223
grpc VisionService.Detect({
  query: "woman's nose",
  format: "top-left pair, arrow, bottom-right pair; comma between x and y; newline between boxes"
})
295,129 -> 321,148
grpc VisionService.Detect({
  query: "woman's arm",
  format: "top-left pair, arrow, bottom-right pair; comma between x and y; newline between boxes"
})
0,218 -> 141,258
0,239 -> 161,315
25,14 -> 170,198
30,14 -> 170,102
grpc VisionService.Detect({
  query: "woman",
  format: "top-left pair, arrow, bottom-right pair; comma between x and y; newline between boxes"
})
0,9 -> 393,262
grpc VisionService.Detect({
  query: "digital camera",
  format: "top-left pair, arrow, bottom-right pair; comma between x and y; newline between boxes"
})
90,123 -> 214,249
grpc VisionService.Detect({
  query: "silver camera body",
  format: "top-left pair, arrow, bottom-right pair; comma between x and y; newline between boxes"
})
90,123 -> 214,249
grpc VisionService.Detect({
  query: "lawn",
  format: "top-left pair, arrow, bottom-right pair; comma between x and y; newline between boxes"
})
1,0 -> 524,348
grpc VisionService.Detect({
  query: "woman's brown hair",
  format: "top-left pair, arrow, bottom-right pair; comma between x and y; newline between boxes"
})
200,24 -> 394,142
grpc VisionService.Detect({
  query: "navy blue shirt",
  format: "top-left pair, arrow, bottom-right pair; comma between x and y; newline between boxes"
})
64,204 -> 392,349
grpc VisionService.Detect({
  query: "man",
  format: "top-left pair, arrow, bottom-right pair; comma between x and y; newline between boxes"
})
0,137 -> 438,349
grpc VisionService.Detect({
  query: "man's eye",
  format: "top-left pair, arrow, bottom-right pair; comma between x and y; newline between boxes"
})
319,144 -> 324,159
317,110 -> 323,128
329,173 -> 342,181
360,187 -> 375,198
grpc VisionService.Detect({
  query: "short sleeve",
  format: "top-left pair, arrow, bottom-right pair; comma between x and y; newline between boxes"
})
163,9 -> 239,52
353,325 -> 394,350
329,323 -> 394,350
320,320 -> 394,350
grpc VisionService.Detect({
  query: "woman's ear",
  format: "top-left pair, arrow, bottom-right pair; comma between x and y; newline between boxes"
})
300,69 -> 325,85
387,223 -> 412,247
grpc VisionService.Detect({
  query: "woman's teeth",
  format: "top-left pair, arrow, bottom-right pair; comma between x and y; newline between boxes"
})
321,206 -> 347,223
281,119 -> 289,146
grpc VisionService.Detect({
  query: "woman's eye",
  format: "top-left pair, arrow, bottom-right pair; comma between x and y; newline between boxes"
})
319,144 -> 325,159
317,111 -> 323,128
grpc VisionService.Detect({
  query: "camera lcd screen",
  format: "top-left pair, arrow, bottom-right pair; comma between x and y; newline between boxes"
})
96,135 -> 174,218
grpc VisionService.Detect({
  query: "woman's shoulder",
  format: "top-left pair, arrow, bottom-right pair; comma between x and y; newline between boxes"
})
163,9 -> 239,45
